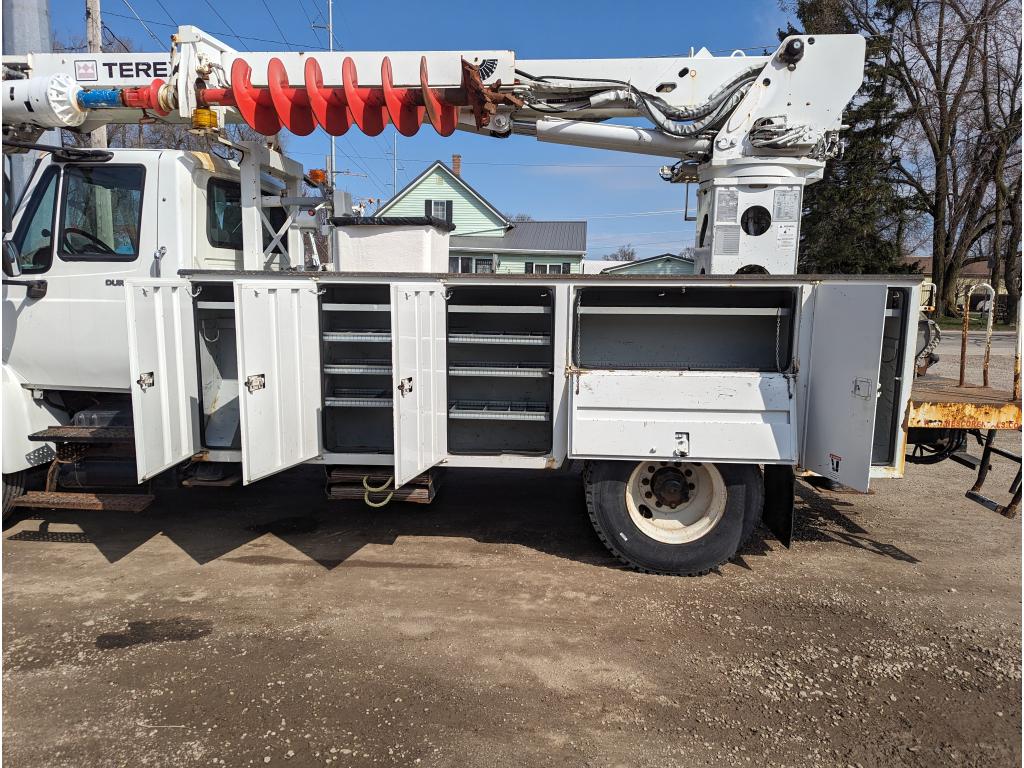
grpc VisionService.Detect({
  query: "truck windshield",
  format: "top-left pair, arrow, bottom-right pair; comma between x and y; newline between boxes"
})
59,165 -> 145,261
11,166 -> 59,274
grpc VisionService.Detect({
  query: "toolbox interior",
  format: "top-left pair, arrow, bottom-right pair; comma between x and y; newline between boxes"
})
319,284 -> 395,454
194,282 -> 241,450
445,286 -> 555,455
572,285 -> 797,371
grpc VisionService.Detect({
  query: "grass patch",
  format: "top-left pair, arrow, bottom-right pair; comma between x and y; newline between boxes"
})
935,314 -> 1016,331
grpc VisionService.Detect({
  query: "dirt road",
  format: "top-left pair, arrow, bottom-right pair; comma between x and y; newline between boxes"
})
3,443 -> 1021,767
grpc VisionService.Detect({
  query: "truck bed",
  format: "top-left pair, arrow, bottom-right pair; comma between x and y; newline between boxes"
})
908,376 -> 1021,430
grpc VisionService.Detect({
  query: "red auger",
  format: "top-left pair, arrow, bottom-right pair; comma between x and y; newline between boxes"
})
185,55 -> 522,138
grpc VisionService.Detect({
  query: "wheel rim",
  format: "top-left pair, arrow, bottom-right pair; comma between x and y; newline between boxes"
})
625,461 -> 727,544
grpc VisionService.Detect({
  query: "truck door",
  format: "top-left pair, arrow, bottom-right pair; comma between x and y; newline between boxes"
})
390,282 -> 447,487
234,280 -> 322,484
125,279 -> 200,481
801,283 -> 888,492
3,155 -> 160,392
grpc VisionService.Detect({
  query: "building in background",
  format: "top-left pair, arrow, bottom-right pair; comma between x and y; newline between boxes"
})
376,155 -> 586,274
582,252 -> 696,276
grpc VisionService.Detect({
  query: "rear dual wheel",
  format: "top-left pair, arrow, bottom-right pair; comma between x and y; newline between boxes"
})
584,460 -> 763,575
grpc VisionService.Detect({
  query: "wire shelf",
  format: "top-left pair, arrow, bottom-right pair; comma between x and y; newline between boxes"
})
577,306 -> 790,316
448,362 -> 551,378
448,331 -> 551,346
323,361 -> 392,375
448,400 -> 550,422
448,304 -> 550,314
326,388 -> 393,408
322,331 -> 392,343
322,303 -> 391,312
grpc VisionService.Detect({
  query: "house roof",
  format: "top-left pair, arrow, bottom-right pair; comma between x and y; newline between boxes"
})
602,252 -> 694,272
331,215 -> 455,232
451,221 -> 587,254
901,255 -> 1024,278
376,160 -> 510,227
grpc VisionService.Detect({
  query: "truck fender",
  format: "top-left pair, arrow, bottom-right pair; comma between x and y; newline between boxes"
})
2,365 -> 65,474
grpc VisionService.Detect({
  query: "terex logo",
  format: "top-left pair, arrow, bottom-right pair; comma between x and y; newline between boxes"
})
75,60 -> 98,81
102,61 -> 170,79
75,60 -> 170,81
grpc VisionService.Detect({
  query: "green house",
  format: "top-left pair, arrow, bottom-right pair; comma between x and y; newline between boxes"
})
375,159 -> 586,274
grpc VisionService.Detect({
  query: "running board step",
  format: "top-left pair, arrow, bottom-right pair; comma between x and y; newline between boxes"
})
11,491 -> 154,512
28,426 -> 135,444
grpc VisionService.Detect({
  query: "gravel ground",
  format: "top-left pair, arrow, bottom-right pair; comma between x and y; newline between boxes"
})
3,333 -> 1020,768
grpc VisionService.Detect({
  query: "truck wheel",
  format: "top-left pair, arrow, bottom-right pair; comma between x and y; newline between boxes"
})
583,460 -> 763,576
2,471 -> 26,521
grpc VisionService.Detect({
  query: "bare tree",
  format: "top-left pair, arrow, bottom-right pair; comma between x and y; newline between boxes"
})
846,0 -> 1020,315
602,244 -> 637,261
977,10 -> 1022,320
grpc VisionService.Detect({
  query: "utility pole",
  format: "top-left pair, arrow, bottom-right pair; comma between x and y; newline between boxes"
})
2,0 -> 56,202
392,132 -> 397,197
327,0 -> 335,178
85,0 -> 108,148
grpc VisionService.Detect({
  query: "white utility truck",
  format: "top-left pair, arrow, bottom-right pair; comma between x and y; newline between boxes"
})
2,28 -> 928,575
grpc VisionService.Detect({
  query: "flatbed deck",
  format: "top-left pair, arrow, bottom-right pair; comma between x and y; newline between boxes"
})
908,376 -> 1021,430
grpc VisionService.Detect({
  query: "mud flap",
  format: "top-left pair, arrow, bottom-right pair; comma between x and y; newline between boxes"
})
763,464 -> 794,547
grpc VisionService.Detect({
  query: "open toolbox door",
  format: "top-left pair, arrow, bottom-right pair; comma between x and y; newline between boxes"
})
801,283 -> 888,492
390,282 -> 447,487
125,280 -> 200,482
234,281 -> 322,484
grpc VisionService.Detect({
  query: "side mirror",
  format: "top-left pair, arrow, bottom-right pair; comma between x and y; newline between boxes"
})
3,239 -> 22,278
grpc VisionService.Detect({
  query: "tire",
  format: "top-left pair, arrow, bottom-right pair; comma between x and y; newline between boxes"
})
584,460 -> 763,576
2,471 -> 26,521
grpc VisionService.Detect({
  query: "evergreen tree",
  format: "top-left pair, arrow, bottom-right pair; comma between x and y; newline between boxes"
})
784,2 -> 915,274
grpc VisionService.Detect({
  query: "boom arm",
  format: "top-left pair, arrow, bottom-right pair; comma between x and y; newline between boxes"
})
2,27 -> 866,274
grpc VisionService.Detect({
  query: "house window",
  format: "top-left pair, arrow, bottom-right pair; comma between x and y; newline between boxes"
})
474,257 -> 493,273
448,256 -> 474,273
562,262 -> 572,274
431,200 -> 447,219
525,262 -> 533,273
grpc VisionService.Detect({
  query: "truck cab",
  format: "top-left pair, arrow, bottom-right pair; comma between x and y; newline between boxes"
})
2,147 -> 296,476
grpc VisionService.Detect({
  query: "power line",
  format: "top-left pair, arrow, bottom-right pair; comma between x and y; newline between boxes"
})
119,0 -> 164,46
319,0 -> 342,50
101,22 -> 132,51
148,0 -> 177,27
258,0 -> 297,51
339,137 -> 390,196
296,0 -> 325,48
103,10 -> 325,49
562,209 -> 686,219
284,150 -> 661,169
200,0 -> 250,51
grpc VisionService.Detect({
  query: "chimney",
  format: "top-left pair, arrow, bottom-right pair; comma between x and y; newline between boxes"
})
451,154 -> 462,177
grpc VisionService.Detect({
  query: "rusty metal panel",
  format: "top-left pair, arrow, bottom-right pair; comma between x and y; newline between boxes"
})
906,400 -> 1022,431
11,491 -> 154,512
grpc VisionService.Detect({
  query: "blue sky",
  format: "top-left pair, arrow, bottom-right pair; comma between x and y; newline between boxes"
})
50,0 -> 791,258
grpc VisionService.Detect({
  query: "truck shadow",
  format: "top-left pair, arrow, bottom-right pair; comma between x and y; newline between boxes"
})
789,481 -> 918,563
4,467 -> 917,570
